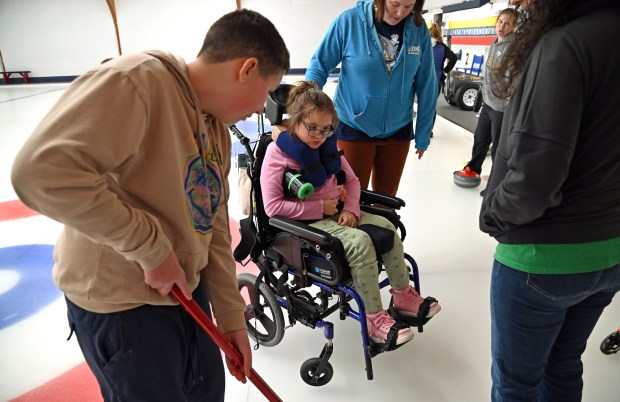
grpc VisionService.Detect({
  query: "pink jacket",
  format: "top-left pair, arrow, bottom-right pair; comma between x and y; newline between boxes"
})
261,142 -> 361,220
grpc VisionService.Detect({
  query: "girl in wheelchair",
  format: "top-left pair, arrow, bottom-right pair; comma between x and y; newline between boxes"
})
260,81 -> 441,346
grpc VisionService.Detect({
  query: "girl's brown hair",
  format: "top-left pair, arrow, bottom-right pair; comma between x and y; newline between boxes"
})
285,81 -> 338,136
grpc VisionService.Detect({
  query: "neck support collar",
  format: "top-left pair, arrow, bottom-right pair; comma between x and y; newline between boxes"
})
276,131 -> 343,187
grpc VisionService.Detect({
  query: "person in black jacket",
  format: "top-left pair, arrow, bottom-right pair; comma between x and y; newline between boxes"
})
429,22 -> 457,136
479,1 -> 620,401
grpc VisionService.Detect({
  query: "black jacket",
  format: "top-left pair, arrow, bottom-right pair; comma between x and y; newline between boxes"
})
479,6 -> 620,244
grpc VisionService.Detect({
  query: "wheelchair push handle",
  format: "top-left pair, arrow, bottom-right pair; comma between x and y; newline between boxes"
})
229,124 -> 255,166
170,285 -> 283,402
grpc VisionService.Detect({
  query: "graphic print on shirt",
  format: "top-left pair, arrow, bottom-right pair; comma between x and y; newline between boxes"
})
183,132 -> 222,234
378,33 -> 400,74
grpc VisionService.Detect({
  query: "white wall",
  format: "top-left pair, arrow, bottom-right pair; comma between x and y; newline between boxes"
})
0,0 -> 355,79
0,0 -> 518,80
0,0 -> 117,76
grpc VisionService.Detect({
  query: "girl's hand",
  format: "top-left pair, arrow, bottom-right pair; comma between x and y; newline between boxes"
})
323,198 -> 340,216
339,185 -> 346,201
415,148 -> 426,159
338,210 -> 357,228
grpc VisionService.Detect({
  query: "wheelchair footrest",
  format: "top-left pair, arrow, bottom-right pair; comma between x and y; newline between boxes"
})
368,336 -> 411,357
388,297 -> 436,333
368,321 -> 412,357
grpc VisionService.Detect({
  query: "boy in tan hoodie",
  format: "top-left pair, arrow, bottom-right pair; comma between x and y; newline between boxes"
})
11,9 -> 289,401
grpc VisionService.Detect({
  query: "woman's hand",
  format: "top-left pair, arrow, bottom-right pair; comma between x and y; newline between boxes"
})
415,148 -> 426,159
338,210 -> 357,227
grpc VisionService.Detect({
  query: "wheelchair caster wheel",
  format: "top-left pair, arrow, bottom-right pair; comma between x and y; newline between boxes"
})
300,357 -> 333,386
600,331 -> 620,355
237,273 -> 285,347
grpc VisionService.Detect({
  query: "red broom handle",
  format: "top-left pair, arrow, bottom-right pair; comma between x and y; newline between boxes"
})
170,285 -> 282,402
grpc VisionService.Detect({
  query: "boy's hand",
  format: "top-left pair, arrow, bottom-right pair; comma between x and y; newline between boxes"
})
223,329 -> 253,383
144,251 -> 192,299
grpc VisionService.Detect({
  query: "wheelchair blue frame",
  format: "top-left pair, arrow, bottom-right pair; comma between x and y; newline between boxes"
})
231,86 -> 434,386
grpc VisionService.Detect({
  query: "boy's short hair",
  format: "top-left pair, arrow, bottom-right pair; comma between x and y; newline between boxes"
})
198,9 -> 290,77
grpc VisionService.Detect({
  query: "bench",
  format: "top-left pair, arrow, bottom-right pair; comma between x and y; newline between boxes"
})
2,71 -> 31,84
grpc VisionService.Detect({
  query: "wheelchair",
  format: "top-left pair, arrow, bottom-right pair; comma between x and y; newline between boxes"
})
230,84 -> 436,386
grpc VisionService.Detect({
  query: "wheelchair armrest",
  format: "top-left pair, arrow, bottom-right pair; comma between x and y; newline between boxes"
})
269,216 -> 333,245
360,189 -> 406,210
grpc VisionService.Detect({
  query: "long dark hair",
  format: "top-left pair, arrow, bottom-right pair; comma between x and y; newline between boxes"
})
496,0 -> 565,96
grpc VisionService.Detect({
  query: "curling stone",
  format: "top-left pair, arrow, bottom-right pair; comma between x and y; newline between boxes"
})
453,167 -> 481,188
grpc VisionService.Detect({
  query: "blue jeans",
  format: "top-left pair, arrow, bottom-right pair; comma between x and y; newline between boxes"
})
490,260 -> 620,402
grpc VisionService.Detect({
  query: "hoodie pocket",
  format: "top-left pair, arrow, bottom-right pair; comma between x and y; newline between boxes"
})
352,96 -> 386,136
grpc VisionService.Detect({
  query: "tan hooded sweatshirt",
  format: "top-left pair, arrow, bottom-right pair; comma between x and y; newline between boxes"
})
11,51 -> 246,332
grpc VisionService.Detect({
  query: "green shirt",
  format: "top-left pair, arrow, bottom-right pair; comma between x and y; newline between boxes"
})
495,236 -> 620,274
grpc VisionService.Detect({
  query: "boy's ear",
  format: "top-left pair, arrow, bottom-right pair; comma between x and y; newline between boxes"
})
238,57 -> 259,83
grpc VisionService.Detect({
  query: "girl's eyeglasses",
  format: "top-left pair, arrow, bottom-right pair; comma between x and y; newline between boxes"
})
301,121 -> 335,138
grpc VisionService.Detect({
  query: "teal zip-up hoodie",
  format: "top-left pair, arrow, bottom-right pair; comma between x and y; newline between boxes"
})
305,0 -> 437,150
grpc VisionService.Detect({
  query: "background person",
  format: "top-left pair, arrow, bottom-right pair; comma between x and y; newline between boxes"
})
479,0 -> 620,400
429,22 -> 457,137
261,81 -> 441,346
452,8 -> 519,194
305,0 -> 436,197
11,10 -> 289,402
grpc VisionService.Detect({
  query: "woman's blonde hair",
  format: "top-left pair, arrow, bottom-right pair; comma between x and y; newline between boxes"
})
429,22 -> 443,43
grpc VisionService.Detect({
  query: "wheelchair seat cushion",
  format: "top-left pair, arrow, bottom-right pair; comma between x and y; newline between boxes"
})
357,224 -> 394,256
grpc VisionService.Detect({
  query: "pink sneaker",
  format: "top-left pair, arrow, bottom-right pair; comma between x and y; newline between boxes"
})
366,310 -> 414,345
390,286 -> 441,318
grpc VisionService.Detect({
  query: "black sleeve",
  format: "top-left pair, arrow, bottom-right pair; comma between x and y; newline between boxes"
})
443,44 -> 457,74
479,34 -> 583,236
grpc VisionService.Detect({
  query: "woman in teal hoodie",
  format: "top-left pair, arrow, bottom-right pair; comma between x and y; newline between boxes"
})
305,0 -> 436,197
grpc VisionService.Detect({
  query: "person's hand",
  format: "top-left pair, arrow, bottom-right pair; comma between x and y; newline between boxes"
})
323,198 -> 339,215
338,210 -> 357,228
338,185 -> 346,201
143,251 -> 192,299
415,148 -> 426,160
223,329 -> 252,383
270,124 -> 286,142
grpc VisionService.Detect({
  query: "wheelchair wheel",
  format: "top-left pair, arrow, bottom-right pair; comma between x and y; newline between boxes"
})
237,273 -> 285,347
300,357 -> 333,386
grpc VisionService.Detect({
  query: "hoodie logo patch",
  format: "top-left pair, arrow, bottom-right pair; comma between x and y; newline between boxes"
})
183,136 -> 222,234
408,46 -> 421,55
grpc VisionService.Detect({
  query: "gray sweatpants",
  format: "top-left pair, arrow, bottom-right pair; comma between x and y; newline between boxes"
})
310,211 -> 409,312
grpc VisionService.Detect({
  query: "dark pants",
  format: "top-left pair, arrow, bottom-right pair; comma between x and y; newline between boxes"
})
432,80 -> 444,131
467,103 -> 504,174
490,261 -> 620,402
66,281 -> 225,402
